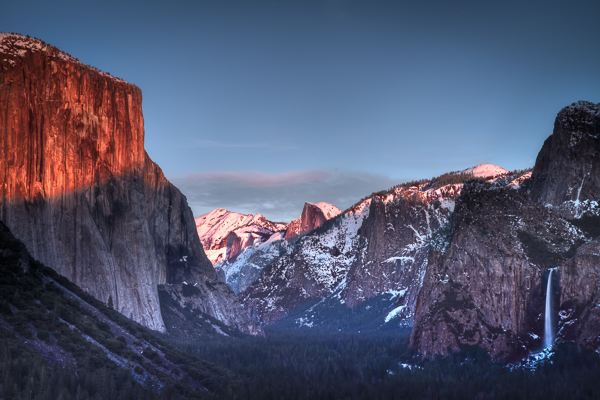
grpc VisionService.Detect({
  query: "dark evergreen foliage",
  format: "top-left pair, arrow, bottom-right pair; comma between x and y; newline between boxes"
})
0,221 -> 234,399
166,327 -> 600,400
2,190 -> 598,400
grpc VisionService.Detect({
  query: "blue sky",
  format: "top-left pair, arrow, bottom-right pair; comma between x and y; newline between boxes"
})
2,0 -> 600,221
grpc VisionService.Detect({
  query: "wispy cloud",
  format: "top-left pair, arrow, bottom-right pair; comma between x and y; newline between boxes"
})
192,139 -> 301,151
171,169 -> 400,222
180,170 -> 332,188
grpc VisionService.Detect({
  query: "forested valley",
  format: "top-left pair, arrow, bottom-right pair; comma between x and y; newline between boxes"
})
166,326 -> 600,400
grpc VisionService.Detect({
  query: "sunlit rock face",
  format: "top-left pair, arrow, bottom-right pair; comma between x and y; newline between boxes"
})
0,33 -> 262,335
0,34 -> 145,202
195,208 -> 288,265
284,202 -> 342,240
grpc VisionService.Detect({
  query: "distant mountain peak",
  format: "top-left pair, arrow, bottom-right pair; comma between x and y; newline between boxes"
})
462,163 -> 508,178
285,201 -> 342,239
195,209 -> 288,264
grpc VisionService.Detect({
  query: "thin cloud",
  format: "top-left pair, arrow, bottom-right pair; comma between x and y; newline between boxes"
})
171,169 -> 400,222
180,170 -> 332,188
193,139 -> 268,149
193,139 -> 301,151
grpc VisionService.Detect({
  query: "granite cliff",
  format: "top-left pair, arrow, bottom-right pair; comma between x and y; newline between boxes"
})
0,33 -> 261,336
410,101 -> 600,360
409,183 -> 584,360
284,202 -> 342,240
527,101 -> 600,218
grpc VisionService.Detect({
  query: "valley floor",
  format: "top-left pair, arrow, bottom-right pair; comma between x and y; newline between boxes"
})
166,327 -> 600,400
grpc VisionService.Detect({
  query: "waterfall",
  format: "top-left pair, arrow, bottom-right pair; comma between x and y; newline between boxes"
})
543,269 -> 554,348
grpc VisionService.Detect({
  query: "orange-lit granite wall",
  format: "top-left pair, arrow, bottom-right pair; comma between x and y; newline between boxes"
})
0,35 -> 263,336
0,45 -> 144,204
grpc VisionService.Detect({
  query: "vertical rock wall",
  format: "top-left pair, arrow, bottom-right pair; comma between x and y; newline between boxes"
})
409,185 -> 584,360
0,34 -> 261,335
527,101 -> 600,216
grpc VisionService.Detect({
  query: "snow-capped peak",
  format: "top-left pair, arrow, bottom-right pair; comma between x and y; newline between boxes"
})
195,208 -> 288,264
462,163 -> 508,179
306,202 -> 343,220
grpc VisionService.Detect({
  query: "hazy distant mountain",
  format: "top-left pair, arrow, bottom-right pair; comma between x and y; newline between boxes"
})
195,202 -> 342,294
195,209 -> 288,265
462,163 -> 508,178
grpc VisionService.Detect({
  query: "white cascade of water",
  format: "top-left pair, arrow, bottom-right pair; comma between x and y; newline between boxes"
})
543,269 -> 554,348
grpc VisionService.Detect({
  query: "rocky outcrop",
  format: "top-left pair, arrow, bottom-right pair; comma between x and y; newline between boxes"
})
409,183 -> 585,360
407,102 -> 600,360
527,101 -> 600,217
0,33 -> 261,335
284,202 -> 342,239
341,192 -> 452,319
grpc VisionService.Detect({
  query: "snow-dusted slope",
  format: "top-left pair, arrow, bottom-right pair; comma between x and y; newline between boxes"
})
241,206 -> 370,322
510,171 -> 533,188
195,209 -> 287,265
240,182 -> 466,327
214,231 -> 289,295
308,202 -> 342,220
207,201 -> 342,295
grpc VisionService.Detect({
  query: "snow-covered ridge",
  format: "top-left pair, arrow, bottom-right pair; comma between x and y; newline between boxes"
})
307,202 -> 343,220
0,32 -> 125,83
462,163 -> 508,179
510,171 -> 532,188
195,208 -> 288,265
345,163 -> 514,215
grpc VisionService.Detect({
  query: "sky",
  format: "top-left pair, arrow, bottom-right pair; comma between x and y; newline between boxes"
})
2,0 -> 600,222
